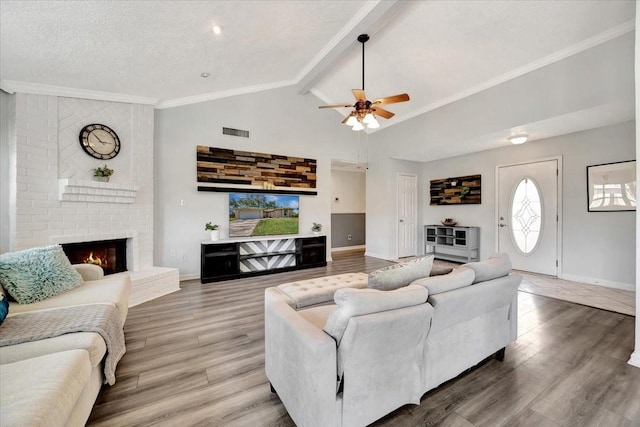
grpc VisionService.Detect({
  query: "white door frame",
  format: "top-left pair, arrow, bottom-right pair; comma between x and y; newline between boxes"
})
397,172 -> 418,259
494,156 -> 563,276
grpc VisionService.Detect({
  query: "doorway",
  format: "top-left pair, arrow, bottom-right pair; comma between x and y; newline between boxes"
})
496,158 -> 561,276
397,173 -> 418,258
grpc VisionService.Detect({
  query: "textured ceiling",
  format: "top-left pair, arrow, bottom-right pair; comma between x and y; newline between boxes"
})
0,0 -> 636,161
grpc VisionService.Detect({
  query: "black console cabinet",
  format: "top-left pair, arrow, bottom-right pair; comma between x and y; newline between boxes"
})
201,235 -> 327,283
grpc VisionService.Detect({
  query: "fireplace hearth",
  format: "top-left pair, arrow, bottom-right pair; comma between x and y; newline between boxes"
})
62,238 -> 127,275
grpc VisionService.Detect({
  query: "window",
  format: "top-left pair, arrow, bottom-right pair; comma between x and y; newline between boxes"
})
511,178 -> 542,254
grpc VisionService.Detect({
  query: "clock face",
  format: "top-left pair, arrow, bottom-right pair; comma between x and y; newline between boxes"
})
79,124 -> 121,159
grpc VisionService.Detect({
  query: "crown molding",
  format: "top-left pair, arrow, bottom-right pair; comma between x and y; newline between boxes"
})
372,19 -> 636,132
0,80 -> 158,105
155,80 -> 295,109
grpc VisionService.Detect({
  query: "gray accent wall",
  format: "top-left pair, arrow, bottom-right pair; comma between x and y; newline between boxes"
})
331,213 -> 365,248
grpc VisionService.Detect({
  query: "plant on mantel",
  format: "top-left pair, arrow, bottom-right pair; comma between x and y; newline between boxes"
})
93,164 -> 114,182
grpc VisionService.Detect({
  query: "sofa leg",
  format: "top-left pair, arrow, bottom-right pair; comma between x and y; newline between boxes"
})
495,347 -> 506,362
270,382 -> 277,394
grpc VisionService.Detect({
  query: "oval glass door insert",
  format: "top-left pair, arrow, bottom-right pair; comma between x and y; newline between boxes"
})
511,177 -> 542,254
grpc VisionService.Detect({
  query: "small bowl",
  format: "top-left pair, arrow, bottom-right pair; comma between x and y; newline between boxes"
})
441,221 -> 457,226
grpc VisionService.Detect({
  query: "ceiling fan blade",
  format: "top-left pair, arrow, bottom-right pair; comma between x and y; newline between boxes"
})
318,104 -> 353,109
352,89 -> 367,102
371,106 -> 394,119
341,114 -> 353,124
372,93 -> 410,105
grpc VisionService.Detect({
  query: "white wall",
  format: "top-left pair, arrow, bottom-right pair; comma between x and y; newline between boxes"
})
0,90 -> 15,253
631,3 -> 640,369
419,121 -> 636,288
331,170 -> 365,213
154,86 -> 357,279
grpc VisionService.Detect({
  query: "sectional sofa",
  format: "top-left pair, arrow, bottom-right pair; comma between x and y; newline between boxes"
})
265,253 -> 521,427
0,263 -> 130,427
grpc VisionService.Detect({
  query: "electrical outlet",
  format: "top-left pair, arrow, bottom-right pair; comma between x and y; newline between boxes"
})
180,199 -> 185,207
347,234 -> 352,241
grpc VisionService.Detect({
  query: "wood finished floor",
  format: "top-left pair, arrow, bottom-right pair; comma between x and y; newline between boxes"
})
88,252 -> 639,427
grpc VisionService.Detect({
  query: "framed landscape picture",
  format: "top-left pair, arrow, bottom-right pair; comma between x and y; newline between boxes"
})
587,160 -> 636,212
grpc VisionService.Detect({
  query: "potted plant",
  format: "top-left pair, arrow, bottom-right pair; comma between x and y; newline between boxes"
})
93,164 -> 114,182
205,222 -> 220,241
311,223 -> 322,234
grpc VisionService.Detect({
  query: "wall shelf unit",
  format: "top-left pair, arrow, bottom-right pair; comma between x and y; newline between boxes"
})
201,235 -> 326,283
424,225 -> 479,262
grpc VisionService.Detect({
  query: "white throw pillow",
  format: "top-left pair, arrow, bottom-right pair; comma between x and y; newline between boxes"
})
368,256 -> 434,291
323,284 -> 428,345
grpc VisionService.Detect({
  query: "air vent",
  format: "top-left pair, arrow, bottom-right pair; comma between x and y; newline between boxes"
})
222,127 -> 250,138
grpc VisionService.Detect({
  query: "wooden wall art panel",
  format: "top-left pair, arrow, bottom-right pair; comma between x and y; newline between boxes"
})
196,146 -> 317,192
430,174 -> 481,205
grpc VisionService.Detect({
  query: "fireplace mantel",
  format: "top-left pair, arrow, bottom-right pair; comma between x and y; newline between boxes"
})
58,179 -> 140,204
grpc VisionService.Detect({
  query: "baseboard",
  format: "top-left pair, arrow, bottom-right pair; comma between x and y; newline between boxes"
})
628,351 -> 640,368
180,273 -> 200,282
364,251 -> 394,261
331,245 -> 365,253
560,274 -> 635,291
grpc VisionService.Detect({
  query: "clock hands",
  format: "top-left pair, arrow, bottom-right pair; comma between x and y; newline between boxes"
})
92,133 -> 112,145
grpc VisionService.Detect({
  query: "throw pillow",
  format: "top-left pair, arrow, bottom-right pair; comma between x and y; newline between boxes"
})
0,245 -> 83,304
462,253 -> 512,284
323,284 -> 428,345
368,255 -> 434,291
411,266 -> 475,295
429,265 -> 454,276
0,286 -> 8,325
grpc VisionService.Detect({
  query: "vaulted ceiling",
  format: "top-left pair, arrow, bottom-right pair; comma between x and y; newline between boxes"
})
1,0 -> 636,161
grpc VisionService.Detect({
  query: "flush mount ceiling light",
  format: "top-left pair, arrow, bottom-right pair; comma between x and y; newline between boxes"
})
318,34 -> 410,131
200,72 -> 210,78
508,134 -> 528,145
211,24 -> 222,35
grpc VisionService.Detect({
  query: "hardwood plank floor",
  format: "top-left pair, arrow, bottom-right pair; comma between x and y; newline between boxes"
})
88,252 -> 639,427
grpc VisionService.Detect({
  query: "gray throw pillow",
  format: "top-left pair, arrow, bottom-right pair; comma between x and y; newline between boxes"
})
368,255 -> 434,291
323,284 -> 428,345
0,245 -> 83,304
462,253 -> 512,284
410,266 -> 475,295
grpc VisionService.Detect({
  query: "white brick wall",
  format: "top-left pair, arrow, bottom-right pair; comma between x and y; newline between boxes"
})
12,93 -> 155,270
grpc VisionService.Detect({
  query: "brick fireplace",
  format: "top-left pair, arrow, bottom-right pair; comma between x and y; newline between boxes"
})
62,238 -> 127,275
3,93 -> 179,306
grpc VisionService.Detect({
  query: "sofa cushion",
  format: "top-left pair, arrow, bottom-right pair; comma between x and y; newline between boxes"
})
8,274 -> 131,325
323,284 -> 428,345
429,265 -> 454,276
0,349 -> 92,427
368,256 -> 434,291
0,245 -> 83,305
462,253 -> 512,284
410,266 -> 476,295
298,305 -> 336,330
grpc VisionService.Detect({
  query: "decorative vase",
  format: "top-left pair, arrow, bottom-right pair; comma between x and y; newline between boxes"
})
94,176 -> 110,182
210,230 -> 220,241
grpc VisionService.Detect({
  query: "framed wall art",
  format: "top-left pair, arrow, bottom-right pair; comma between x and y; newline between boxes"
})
586,160 -> 636,212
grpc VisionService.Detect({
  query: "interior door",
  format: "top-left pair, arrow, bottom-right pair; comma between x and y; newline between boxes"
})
397,173 -> 417,258
497,160 -> 558,275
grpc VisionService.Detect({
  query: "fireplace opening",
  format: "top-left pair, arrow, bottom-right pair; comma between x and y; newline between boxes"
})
62,238 -> 127,276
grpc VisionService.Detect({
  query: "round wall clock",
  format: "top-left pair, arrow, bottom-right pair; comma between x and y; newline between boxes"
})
79,124 -> 121,159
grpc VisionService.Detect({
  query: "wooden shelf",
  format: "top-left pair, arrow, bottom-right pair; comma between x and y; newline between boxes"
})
197,186 -> 317,196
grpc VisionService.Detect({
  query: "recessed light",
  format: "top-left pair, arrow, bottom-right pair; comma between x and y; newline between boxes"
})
212,25 -> 222,35
508,134 -> 528,145
201,72 -> 210,78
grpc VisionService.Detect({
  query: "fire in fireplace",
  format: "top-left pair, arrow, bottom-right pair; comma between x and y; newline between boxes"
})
61,238 -> 127,276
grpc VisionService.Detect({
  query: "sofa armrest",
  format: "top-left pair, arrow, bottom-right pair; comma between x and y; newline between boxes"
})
264,298 -> 338,427
73,264 -> 104,281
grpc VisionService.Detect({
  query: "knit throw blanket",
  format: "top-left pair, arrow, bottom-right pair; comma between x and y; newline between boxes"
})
0,304 -> 125,385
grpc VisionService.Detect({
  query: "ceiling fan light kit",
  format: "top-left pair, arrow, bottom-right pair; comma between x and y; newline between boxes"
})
319,34 -> 410,131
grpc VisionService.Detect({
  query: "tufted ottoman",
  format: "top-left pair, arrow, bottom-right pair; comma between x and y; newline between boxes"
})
266,272 -> 368,310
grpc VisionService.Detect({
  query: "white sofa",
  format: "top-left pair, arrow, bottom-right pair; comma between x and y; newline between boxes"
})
265,254 -> 521,427
0,264 -> 130,427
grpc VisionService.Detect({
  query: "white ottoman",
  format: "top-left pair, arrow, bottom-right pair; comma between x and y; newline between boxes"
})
271,272 -> 369,309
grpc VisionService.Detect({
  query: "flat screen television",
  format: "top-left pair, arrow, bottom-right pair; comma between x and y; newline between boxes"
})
229,193 -> 299,238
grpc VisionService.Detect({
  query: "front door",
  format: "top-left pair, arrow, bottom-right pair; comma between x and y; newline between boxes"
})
497,159 -> 559,275
397,173 -> 417,258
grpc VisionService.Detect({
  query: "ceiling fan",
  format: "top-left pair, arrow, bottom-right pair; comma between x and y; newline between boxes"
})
319,34 -> 410,131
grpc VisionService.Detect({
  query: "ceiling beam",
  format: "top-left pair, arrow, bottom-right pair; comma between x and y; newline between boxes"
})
294,0 -> 409,95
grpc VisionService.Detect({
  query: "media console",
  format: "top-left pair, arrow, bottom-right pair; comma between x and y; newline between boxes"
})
201,234 -> 327,283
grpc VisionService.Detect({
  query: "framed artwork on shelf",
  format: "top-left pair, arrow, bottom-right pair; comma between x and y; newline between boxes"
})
586,160 -> 636,212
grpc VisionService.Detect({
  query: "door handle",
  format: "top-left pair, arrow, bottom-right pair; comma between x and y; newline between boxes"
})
499,223 -> 507,228
399,219 -> 404,223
